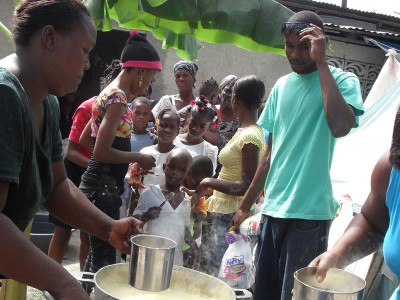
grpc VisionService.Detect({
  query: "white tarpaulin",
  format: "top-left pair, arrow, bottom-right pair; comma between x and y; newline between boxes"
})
328,50 -> 400,278
331,50 -> 400,205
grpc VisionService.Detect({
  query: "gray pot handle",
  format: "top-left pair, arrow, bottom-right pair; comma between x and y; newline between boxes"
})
42,290 -> 54,300
233,288 -> 253,299
74,271 -> 96,284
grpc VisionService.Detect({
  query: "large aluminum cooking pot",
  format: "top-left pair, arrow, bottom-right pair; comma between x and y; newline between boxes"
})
293,267 -> 365,300
77,263 -> 236,300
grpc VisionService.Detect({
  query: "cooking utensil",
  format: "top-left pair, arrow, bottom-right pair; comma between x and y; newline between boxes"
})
69,263 -> 238,299
293,267 -> 365,299
129,234 -> 176,291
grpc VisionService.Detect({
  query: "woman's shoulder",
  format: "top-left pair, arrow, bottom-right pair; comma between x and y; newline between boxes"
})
159,94 -> 179,102
243,124 -> 263,134
237,125 -> 265,145
98,87 -> 127,103
0,70 -> 31,112
0,67 -> 23,94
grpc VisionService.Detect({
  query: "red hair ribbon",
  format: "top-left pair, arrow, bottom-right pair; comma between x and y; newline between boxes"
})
130,30 -> 138,36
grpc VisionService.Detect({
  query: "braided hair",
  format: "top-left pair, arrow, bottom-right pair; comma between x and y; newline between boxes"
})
190,96 -> 217,124
156,108 -> 180,127
199,77 -> 219,100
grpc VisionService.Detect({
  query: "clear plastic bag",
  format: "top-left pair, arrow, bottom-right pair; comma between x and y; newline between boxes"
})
218,231 -> 255,289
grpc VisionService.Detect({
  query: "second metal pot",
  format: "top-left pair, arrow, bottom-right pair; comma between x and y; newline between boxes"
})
293,267 -> 365,300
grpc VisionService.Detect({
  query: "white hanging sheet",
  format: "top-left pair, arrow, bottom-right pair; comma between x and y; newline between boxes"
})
330,51 -> 400,206
328,51 -> 400,264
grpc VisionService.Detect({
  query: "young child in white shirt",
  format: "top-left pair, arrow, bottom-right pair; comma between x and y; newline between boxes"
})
174,97 -> 218,175
133,148 -> 195,266
126,109 -> 180,215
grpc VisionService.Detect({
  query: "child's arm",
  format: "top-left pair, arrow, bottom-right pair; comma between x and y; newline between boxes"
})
180,186 -> 213,203
192,210 -> 206,241
127,188 -> 140,217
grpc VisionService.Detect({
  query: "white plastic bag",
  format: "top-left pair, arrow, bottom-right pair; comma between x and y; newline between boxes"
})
239,212 -> 262,236
239,201 -> 263,236
218,231 -> 255,289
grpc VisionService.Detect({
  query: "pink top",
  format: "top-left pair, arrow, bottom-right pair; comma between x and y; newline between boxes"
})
68,97 -> 95,159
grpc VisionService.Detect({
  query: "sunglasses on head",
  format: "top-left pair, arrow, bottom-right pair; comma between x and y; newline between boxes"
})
281,22 -> 310,35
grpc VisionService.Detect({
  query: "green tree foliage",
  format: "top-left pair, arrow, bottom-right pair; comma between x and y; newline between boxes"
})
84,0 -> 293,59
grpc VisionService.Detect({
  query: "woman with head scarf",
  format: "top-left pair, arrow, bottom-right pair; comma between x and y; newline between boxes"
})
152,60 -> 198,131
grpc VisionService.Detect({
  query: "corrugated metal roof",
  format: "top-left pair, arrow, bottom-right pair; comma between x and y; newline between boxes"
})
325,23 -> 400,38
310,0 -> 400,18
278,0 -> 400,22
277,0 -> 400,40
346,7 -> 399,19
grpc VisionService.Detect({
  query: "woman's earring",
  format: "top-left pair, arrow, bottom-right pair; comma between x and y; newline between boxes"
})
139,74 -> 143,87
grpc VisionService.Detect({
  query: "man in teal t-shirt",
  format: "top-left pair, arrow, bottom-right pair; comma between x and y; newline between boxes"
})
231,11 -> 364,300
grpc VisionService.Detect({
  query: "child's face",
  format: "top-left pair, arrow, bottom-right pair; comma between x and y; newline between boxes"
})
164,156 -> 191,186
185,170 -> 206,190
157,114 -> 179,144
187,111 -> 211,140
132,103 -> 151,132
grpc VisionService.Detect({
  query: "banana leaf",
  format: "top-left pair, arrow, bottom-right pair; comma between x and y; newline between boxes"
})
84,0 -> 293,60
0,20 -> 15,49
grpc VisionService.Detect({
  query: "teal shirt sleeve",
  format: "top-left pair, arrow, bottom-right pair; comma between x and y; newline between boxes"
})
331,66 -> 365,127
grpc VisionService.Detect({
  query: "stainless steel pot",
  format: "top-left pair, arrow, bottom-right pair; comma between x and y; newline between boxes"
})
75,263 -> 236,299
293,267 -> 365,300
129,234 -> 176,292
